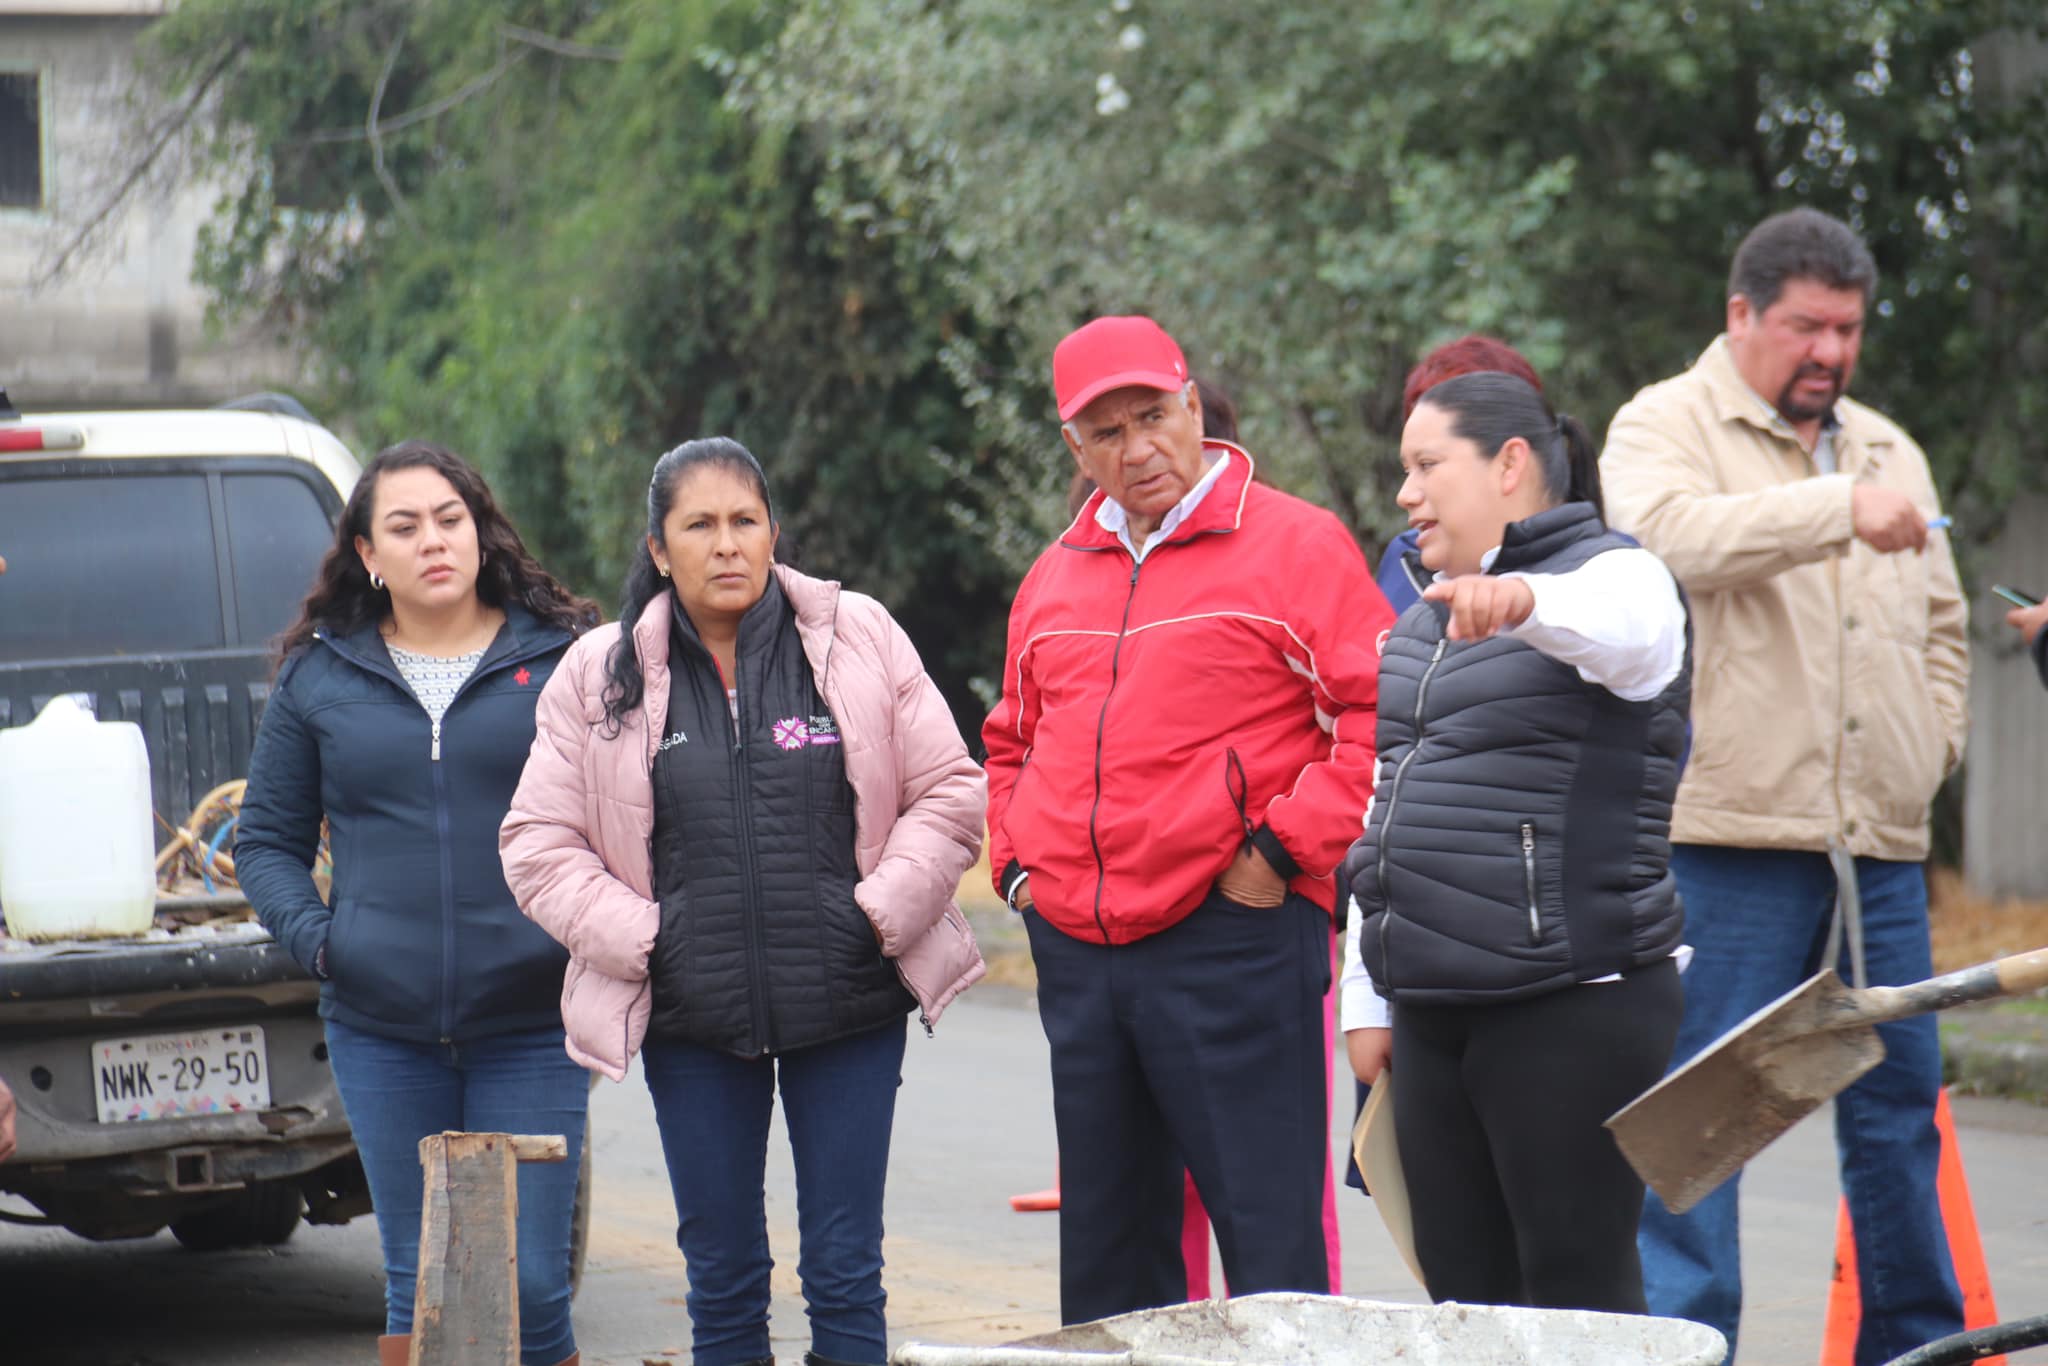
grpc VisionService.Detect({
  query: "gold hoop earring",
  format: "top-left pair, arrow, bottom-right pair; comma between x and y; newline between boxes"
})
369,572 -> 385,590
657,565 -> 671,579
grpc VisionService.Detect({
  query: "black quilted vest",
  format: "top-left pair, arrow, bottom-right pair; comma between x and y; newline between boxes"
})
646,575 -> 912,1056
1347,502 -> 1689,1006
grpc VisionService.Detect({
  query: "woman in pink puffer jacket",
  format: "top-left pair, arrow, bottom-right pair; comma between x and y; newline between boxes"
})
500,438 -> 985,1366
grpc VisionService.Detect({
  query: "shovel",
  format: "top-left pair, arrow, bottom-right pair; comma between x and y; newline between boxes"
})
1606,946 -> 2048,1215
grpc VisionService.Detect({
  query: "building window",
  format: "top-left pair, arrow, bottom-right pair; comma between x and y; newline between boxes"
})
0,70 -> 44,210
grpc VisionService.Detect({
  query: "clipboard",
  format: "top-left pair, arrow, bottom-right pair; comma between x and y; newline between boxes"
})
1350,1071 -> 1425,1287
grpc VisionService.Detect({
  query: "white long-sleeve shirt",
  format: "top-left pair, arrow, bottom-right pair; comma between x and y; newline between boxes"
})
1338,545 -> 1689,1031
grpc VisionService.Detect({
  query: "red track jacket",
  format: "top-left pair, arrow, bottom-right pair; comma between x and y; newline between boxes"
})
983,444 -> 1394,944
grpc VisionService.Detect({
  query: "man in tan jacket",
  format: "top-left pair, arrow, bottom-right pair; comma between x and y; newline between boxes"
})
1602,207 -> 1968,1366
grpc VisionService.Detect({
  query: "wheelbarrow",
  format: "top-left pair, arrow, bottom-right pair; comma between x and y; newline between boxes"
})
890,1291 -> 1729,1365
1881,1310 -> 2048,1365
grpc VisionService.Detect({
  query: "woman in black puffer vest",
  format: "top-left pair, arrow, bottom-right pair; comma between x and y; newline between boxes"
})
1340,372 -> 1690,1317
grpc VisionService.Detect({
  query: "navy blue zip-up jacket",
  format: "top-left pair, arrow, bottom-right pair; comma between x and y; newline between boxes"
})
238,606 -> 576,1044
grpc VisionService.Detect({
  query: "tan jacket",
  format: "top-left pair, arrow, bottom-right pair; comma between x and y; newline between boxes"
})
1600,337 -> 1968,861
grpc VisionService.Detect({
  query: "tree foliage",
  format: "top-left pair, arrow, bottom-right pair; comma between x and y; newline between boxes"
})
149,0 -> 1024,723
148,0 -> 2048,730
762,0 -> 2048,552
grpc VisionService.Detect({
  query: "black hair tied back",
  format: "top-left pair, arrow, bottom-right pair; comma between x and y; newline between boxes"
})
1417,373 -> 1604,523
1556,412 -> 1603,522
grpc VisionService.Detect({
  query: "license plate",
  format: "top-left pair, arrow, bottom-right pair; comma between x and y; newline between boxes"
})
92,1026 -> 271,1124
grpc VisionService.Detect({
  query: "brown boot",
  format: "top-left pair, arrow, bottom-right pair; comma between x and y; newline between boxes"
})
546,1357 -> 580,1366
376,1335 -> 410,1366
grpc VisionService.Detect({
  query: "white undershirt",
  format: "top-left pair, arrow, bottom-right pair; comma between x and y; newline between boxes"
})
1093,451 -> 1229,561
1339,544 -> 1690,1030
1494,545 -> 1687,703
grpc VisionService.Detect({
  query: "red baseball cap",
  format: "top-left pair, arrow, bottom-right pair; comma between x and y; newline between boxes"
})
1052,315 -> 1189,422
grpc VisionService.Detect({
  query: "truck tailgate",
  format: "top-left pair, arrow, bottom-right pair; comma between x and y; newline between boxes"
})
0,919 -> 349,1168
0,650 -> 273,844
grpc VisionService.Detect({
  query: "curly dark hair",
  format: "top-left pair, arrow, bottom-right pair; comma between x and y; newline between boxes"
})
600,437 -> 774,733
275,440 -> 599,665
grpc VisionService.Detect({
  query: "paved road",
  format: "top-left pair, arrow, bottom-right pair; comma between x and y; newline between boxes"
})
6,986 -> 2047,1364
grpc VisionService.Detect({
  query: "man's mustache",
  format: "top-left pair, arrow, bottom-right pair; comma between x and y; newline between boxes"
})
1794,362 -> 1843,386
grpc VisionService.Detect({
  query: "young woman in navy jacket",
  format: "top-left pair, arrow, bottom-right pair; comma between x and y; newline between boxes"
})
238,442 -> 597,1366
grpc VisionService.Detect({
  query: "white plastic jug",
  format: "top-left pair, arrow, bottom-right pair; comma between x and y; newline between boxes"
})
0,694 -> 157,940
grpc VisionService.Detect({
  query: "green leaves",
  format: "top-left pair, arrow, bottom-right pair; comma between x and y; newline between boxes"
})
148,0 -> 2048,726
147,0 -> 1026,727
766,0 -> 2048,554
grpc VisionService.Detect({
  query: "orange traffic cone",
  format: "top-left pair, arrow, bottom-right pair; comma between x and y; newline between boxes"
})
1009,1161 -> 1060,1212
1820,1089 -> 2001,1365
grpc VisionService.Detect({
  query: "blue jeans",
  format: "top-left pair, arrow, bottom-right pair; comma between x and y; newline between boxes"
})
1638,847 -> 1962,1365
642,1016 -> 907,1366
325,1020 -> 589,1365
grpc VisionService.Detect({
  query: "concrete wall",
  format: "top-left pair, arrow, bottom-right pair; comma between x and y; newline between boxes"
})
1958,31 -> 2048,895
0,10 -> 297,407
1963,498 -> 2048,895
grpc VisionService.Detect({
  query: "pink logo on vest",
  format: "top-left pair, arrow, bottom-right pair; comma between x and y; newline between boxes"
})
772,715 -> 843,750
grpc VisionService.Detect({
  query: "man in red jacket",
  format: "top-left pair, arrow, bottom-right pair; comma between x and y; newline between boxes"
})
984,315 -> 1394,1324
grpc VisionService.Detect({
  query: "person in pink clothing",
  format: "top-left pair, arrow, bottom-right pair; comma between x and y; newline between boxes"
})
500,437 -> 986,1366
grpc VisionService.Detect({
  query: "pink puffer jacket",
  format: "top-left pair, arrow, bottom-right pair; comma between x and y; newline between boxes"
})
500,565 -> 987,1080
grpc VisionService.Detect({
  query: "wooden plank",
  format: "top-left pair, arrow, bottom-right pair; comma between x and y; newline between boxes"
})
409,1133 -> 520,1366
507,1134 -> 568,1164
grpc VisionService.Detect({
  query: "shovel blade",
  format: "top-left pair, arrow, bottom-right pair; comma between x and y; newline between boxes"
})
1605,970 -> 1887,1214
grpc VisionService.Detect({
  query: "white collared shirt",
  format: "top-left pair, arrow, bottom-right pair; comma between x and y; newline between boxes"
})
1094,451 -> 1230,561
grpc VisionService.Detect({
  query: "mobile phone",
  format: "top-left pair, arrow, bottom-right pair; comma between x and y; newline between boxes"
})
1992,584 -> 2040,610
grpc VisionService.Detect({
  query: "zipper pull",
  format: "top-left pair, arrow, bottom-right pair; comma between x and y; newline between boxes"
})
919,1011 -> 934,1039
731,664 -> 743,751
431,718 -> 442,762
1521,821 -> 1540,942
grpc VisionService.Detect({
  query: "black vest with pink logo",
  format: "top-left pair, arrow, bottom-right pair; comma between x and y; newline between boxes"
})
646,573 -> 912,1056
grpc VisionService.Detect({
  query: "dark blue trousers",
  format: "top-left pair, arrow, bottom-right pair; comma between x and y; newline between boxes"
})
1025,888 -> 1331,1324
642,1016 -> 906,1366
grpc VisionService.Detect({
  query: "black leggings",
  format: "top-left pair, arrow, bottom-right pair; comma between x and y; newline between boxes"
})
1391,959 -> 1682,1314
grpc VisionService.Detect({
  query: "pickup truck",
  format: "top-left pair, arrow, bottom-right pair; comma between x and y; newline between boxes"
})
0,394 -> 370,1250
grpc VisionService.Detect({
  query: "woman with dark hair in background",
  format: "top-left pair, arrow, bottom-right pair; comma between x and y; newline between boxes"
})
237,441 -> 599,1366
500,438 -> 985,1366
1341,372 -> 1687,1313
